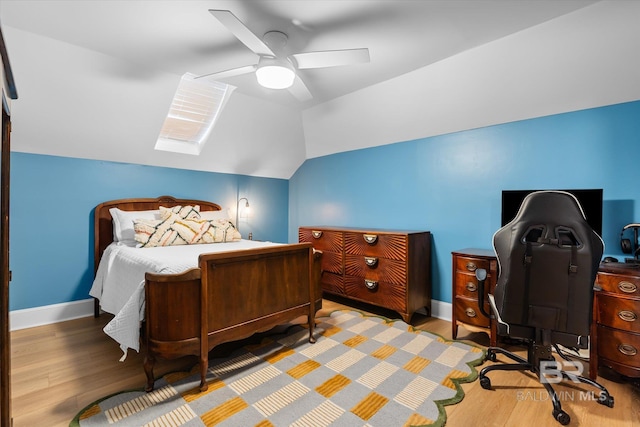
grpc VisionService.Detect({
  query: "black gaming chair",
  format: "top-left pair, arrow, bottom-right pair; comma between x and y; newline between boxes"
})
476,191 -> 614,425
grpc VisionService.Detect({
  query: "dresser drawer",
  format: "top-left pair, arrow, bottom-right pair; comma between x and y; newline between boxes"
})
454,296 -> 490,328
345,254 -> 406,285
597,271 -> 640,297
597,325 -> 640,369
344,276 -> 406,312
320,271 -> 345,295
596,294 -> 640,332
455,256 -> 493,274
317,251 -> 343,275
343,232 -> 407,260
299,228 -> 343,253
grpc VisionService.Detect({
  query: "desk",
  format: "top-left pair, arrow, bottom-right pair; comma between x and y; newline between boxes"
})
590,262 -> 640,379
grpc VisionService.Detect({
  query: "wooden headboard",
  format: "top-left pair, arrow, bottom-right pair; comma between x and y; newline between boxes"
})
93,195 -> 222,273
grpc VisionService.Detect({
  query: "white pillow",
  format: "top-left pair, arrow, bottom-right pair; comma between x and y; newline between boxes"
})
109,208 -> 160,245
199,209 -> 232,221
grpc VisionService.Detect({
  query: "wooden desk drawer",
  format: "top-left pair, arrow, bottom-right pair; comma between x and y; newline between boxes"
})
343,232 -> 407,260
344,276 -> 406,312
597,325 -> 640,368
597,293 -> 640,332
455,256 -> 492,274
345,254 -> 406,285
597,271 -> 640,297
454,296 -> 490,328
299,228 -> 343,253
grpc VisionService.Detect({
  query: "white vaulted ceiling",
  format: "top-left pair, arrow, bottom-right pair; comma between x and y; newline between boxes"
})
2,1 -> 639,178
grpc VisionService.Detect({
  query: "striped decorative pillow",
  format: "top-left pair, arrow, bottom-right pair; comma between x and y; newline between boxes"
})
159,205 -> 201,220
133,214 -> 241,247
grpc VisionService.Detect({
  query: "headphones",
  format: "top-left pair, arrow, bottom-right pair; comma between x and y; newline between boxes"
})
620,223 -> 640,255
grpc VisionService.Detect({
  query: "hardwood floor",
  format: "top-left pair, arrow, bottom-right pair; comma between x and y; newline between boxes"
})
10,298 -> 640,427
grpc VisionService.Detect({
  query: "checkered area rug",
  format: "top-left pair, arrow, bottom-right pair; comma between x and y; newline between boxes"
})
72,310 -> 485,427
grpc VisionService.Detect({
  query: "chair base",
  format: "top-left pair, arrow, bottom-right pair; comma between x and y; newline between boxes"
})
479,345 -> 614,425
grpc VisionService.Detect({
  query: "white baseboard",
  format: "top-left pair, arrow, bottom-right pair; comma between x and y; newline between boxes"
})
8,298 -> 453,331
10,298 -> 95,331
430,299 -> 452,322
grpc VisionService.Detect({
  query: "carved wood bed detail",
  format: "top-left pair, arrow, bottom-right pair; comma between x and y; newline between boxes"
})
93,195 -> 225,318
93,196 -> 322,392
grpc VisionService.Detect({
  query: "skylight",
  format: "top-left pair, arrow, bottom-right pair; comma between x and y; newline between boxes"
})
155,73 -> 235,155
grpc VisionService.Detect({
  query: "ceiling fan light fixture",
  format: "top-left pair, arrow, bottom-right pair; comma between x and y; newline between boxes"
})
256,58 -> 295,89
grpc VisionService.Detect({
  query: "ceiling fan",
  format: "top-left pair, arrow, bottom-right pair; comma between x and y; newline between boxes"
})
197,9 -> 370,102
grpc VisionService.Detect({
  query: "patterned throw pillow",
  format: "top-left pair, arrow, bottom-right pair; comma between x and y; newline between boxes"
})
133,213 -> 241,247
159,205 -> 201,220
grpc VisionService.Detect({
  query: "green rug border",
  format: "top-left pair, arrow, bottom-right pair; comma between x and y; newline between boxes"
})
70,309 -> 487,427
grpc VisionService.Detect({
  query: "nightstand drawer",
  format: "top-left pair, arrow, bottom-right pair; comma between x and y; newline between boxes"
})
345,254 -> 406,285
344,276 -> 406,312
597,325 -> 640,369
455,272 -> 488,299
596,293 -> 640,332
343,232 -> 407,260
454,296 -> 490,328
455,256 -> 492,274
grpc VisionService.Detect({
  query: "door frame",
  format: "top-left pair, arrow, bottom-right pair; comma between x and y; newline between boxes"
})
1,24 -> 18,427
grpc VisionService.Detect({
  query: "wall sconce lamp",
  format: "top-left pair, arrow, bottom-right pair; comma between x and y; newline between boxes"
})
236,197 -> 250,232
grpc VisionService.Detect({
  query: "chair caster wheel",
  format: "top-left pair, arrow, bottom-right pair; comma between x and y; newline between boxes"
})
487,352 -> 497,362
553,409 -> 570,425
598,393 -> 614,408
479,376 -> 492,390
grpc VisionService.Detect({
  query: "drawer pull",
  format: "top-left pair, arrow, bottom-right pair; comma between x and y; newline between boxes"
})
311,230 -> 323,239
466,282 -> 477,292
364,279 -> 378,290
465,308 -> 477,318
466,262 -> 477,272
364,256 -> 378,267
618,281 -> 637,294
618,343 -> 638,357
618,310 -> 637,322
363,234 -> 378,244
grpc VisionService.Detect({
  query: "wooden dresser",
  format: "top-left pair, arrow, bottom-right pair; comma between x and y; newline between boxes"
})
299,227 -> 431,323
590,262 -> 640,379
451,249 -> 498,346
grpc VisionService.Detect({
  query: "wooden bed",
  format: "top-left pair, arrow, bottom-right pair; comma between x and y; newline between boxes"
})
93,195 -> 322,392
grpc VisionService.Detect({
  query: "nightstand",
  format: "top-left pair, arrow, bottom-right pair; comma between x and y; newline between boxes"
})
451,248 -> 498,346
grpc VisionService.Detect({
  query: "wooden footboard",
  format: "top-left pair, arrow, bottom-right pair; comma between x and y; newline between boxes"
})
143,243 -> 322,392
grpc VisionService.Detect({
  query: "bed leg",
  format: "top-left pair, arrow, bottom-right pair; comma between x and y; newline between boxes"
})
308,313 -> 316,344
199,355 -> 208,392
144,354 -> 156,392
93,298 -> 100,318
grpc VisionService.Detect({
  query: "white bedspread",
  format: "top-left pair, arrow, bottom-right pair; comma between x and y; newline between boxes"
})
90,240 -> 281,359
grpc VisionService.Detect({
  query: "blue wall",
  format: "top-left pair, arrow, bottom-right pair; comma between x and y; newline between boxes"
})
10,100 -> 640,312
289,100 -> 640,303
9,153 -> 289,311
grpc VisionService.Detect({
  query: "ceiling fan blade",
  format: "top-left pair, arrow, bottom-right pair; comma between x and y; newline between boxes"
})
209,10 -> 276,57
291,48 -> 370,69
195,64 -> 257,80
288,75 -> 313,102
